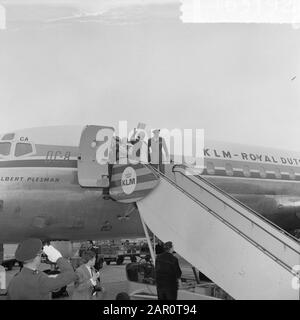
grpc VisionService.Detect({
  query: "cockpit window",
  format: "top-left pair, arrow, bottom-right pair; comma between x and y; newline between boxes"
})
1,133 -> 15,141
15,143 -> 33,157
0,142 -> 11,156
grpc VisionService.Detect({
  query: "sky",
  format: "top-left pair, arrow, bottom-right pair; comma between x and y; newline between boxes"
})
0,0 -> 300,151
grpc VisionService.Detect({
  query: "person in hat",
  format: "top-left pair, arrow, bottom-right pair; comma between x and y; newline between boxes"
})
148,129 -> 169,174
7,238 -> 77,300
154,241 -> 182,300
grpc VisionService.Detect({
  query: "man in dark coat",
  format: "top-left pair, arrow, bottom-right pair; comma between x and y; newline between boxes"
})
7,238 -> 77,300
155,240 -> 165,255
155,241 -> 182,300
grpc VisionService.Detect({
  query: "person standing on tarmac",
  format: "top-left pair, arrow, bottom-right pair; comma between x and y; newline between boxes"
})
7,238 -> 77,300
155,241 -> 182,300
155,240 -> 165,255
87,240 -> 103,271
72,250 -> 104,300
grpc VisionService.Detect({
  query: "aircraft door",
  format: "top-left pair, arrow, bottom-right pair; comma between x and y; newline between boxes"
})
78,125 -> 114,187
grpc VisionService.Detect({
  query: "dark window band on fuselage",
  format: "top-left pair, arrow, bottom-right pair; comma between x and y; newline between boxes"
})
0,159 -> 299,181
204,161 -> 300,181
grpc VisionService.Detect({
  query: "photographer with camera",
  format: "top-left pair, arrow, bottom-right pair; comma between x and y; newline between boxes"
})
72,250 -> 105,300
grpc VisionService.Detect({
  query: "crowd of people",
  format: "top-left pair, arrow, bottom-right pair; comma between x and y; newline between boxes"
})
103,126 -> 169,199
116,127 -> 170,170
5,238 -> 181,301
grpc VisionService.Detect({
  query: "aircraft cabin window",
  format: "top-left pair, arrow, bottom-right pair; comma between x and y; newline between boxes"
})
207,162 -> 215,175
243,165 -> 250,177
259,167 -> 266,178
0,142 -> 11,156
274,168 -> 281,179
15,143 -> 33,157
225,163 -> 234,176
289,168 -> 295,180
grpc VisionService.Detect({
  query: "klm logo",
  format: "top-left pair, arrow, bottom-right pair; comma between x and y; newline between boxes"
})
121,178 -> 136,186
121,167 -> 137,195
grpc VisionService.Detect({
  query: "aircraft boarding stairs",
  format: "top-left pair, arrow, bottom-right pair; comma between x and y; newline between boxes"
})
77,125 -> 299,299
136,164 -> 300,300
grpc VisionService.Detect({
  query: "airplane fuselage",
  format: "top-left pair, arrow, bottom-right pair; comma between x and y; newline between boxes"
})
0,126 -> 299,243
0,166 -> 143,243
